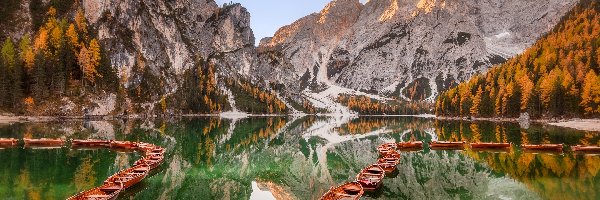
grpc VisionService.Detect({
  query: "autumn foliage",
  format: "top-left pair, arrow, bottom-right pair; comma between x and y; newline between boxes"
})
436,0 -> 600,118
0,7 -> 118,114
338,94 -> 431,115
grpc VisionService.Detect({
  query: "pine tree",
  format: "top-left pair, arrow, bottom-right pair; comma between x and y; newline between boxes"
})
0,57 -> 8,108
84,39 -> 102,85
581,70 -> 600,115
470,86 -> 483,116
519,75 -> 534,111
75,8 -> 87,36
66,23 -> 79,50
1,39 -> 16,67
0,39 -> 17,108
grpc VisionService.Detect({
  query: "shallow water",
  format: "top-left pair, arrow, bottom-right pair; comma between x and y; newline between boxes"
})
0,116 -> 599,200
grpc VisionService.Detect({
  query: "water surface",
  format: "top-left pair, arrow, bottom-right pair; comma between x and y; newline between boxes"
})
0,116 -> 599,200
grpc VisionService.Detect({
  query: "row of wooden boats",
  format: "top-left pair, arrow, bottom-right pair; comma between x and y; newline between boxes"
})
321,143 -> 402,199
321,140 -> 600,199
68,141 -> 166,200
378,140 -> 600,153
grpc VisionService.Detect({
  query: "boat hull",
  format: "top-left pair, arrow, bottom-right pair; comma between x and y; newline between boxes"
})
572,145 -> 600,153
397,141 -> 423,150
522,144 -> 563,152
320,182 -> 364,200
110,141 -> 137,150
67,183 -> 122,200
377,143 -> 397,157
104,165 -> 149,189
430,141 -> 465,150
24,138 -> 64,148
72,140 -> 110,147
470,143 -> 511,149
355,165 -> 385,191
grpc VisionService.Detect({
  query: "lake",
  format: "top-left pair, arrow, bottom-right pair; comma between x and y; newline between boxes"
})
0,116 -> 599,200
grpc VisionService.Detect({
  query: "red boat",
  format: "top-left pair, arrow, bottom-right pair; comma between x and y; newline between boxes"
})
470,142 -> 511,149
355,164 -> 385,191
377,153 -> 400,172
67,182 -> 122,200
24,138 -> 64,148
397,141 -> 423,150
377,143 -> 397,156
137,142 -> 156,152
72,139 -> 111,147
135,154 -> 165,170
110,141 -> 138,150
320,182 -> 364,200
104,165 -> 149,189
572,145 -> 600,152
429,141 -> 465,150
0,138 -> 18,148
0,138 -> 17,145
522,144 -> 563,152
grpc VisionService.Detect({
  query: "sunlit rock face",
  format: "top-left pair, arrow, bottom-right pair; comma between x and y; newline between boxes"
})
256,0 -> 577,101
82,0 -> 255,92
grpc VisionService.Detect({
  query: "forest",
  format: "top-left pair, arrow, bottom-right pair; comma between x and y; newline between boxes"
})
436,0 -> 600,119
338,94 -> 431,115
0,7 -> 118,115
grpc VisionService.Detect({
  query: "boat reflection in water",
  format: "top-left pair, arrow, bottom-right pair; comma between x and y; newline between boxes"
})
0,116 -> 599,199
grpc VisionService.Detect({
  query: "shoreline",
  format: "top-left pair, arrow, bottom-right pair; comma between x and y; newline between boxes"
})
1,114 -> 598,132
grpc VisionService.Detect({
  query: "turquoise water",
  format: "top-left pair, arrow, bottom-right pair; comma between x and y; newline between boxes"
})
0,117 -> 599,200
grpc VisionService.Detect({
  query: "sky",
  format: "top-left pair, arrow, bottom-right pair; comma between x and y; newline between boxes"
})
215,0 -> 368,45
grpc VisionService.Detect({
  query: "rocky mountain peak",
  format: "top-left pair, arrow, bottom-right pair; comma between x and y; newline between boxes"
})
253,0 -> 578,106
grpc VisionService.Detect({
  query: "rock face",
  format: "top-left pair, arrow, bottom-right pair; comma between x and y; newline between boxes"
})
255,0 -> 577,101
83,0 -> 255,93
0,0 -> 579,114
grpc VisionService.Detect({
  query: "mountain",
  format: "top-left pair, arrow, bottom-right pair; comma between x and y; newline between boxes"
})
0,0 -> 277,116
254,0 -> 577,104
436,0 -> 600,119
0,0 -> 582,116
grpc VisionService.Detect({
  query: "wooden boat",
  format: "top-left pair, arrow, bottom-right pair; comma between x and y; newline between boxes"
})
24,138 -> 64,148
135,149 -> 165,170
320,182 -> 364,200
377,143 -> 397,156
572,145 -> 600,153
67,182 -> 122,200
137,142 -> 155,152
522,144 -> 563,152
110,141 -> 137,150
429,141 -> 465,150
470,142 -> 511,149
0,138 -> 18,145
355,164 -> 385,191
397,141 -> 423,149
377,154 -> 400,172
0,138 -> 18,148
72,139 -> 111,147
104,165 -> 149,189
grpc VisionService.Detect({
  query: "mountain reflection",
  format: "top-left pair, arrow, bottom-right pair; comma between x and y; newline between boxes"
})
0,117 -> 598,199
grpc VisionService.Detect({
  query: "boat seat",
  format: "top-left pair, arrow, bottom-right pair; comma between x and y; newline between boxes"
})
84,194 -> 111,198
334,192 -> 353,197
99,186 -> 121,192
134,167 -> 149,172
